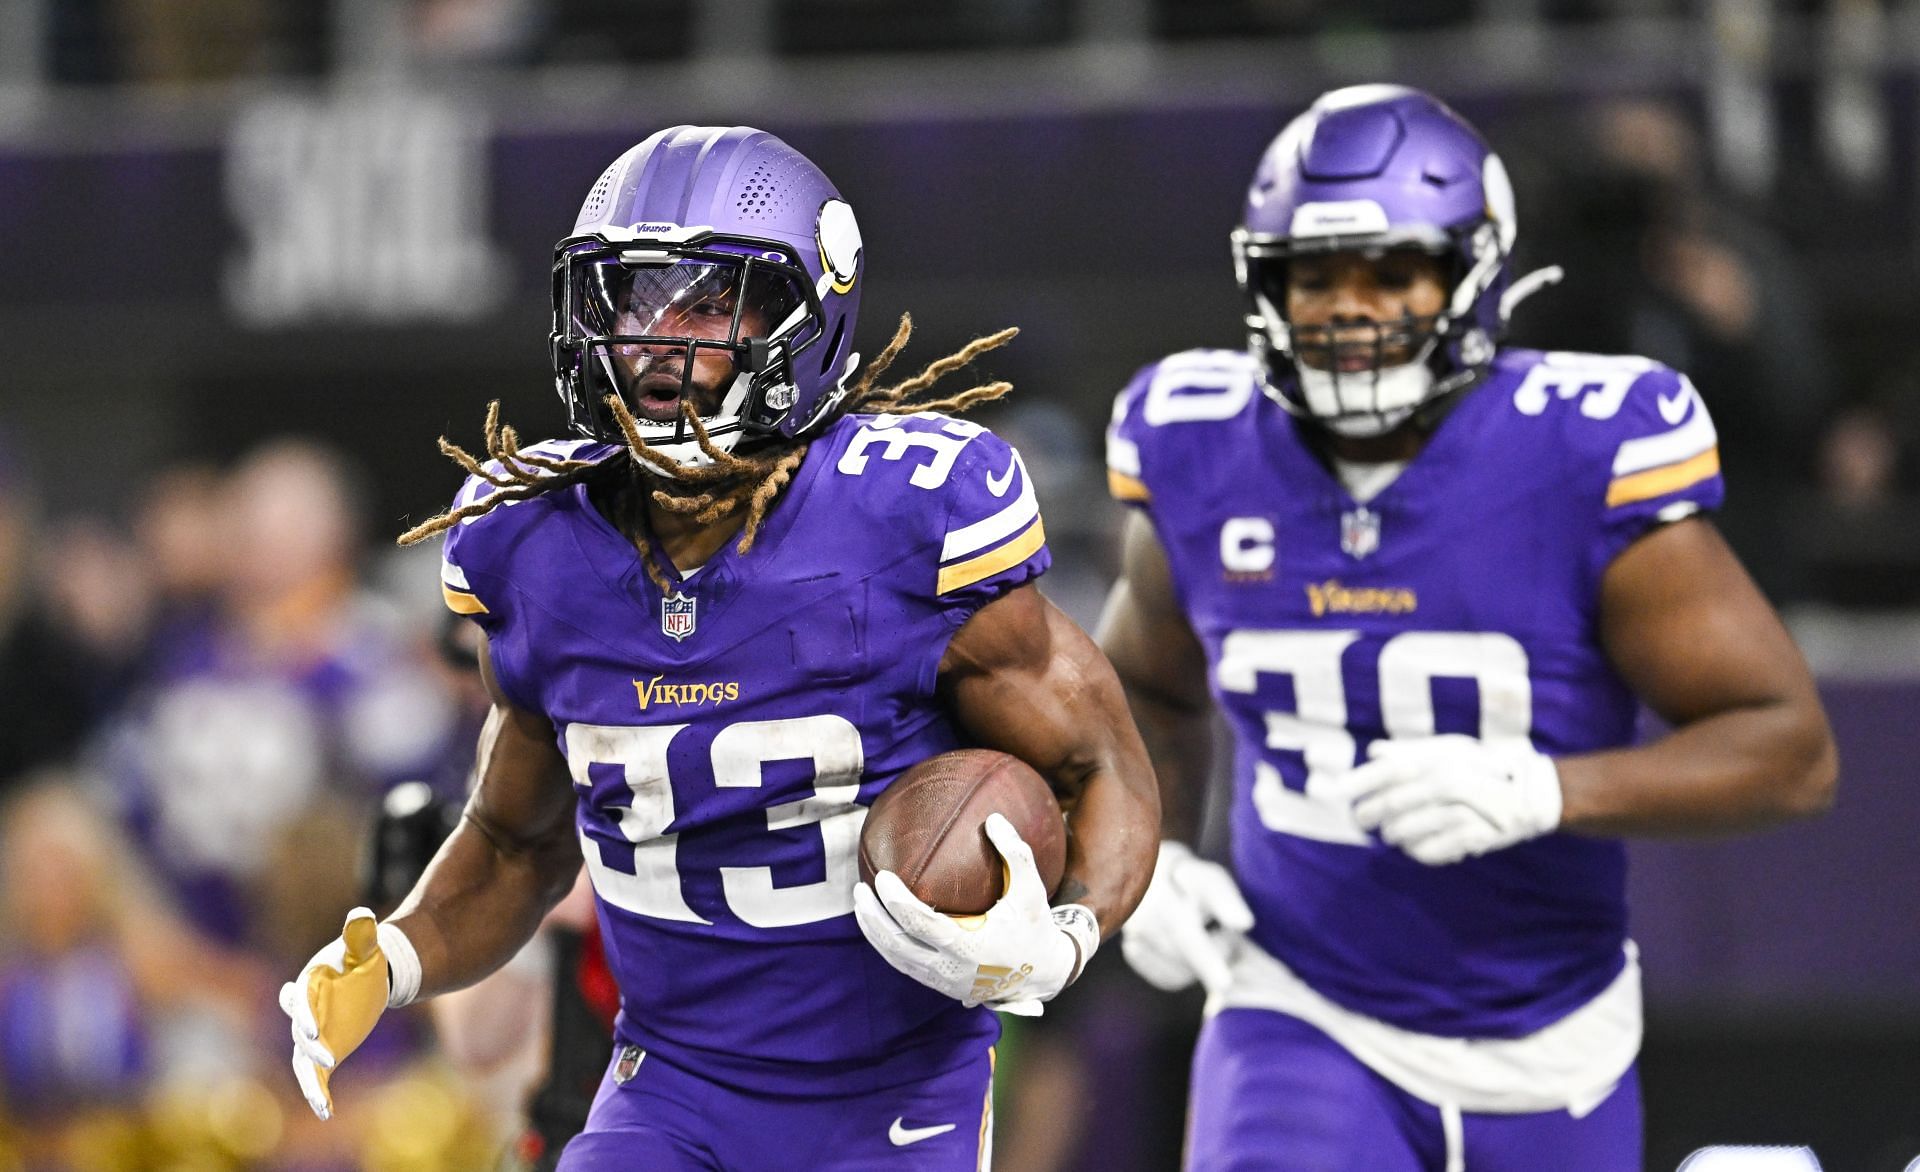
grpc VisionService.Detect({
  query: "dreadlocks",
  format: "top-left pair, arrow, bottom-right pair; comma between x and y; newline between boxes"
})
398,314 -> 1017,591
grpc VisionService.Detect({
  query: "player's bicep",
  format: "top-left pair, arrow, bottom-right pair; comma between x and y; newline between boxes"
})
1097,511 -> 1210,712
1598,518 -> 1818,725
939,585 -> 1145,796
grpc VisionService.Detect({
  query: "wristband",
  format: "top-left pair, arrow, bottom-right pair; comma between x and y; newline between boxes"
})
378,921 -> 423,1008
1051,903 -> 1101,984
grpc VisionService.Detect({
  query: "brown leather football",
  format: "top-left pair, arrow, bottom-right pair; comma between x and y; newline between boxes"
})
858,749 -> 1067,916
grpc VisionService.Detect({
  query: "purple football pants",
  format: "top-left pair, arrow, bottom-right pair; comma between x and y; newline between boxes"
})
1186,1009 -> 1643,1172
556,1045 -> 993,1172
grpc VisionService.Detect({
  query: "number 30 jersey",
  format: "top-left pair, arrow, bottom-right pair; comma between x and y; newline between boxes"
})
439,412 -> 1049,1094
1107,347 -> 1725,1040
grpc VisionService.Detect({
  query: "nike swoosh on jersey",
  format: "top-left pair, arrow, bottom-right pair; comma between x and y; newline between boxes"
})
889,1119 -> 957,1146
985,455 -> 1018,497
1656,384 -> 1692,425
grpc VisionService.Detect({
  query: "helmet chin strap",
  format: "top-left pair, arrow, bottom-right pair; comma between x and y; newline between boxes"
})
656,369 -> 753,469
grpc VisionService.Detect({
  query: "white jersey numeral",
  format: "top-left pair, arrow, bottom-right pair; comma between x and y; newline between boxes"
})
1217,630 -> 1533,844
565,722 -> 708,923
712,716 -> 866,928
1511,352 -> 1656,421
564,714 -> 866,927
1143,355 -> 1256,426
837,414 -> 983,489
1220,630 -> 1368,845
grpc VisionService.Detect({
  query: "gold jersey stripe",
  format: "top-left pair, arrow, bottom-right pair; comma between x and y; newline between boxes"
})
1107,468 -> 1151,502
442,584 -> 489,615
937,519 -> 1045,596
1606,447 -> 1720,507
978,1046 -> 996,1172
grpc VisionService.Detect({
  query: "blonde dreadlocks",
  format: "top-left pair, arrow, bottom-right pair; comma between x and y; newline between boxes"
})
398,315 -> 1018,591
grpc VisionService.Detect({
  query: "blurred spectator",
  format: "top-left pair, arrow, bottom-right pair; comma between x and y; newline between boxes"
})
0,783 -> 149,1162
101,439 -> 465,948
1513,98 -> 1837,601
1799,367 -> 1920,607
40,521 -> 155,682
1820,405 -> 1900,513
0,781 -> 277,1172
0,441 -> 123,796
410,0 -> 542,66
129,465 -> 227,673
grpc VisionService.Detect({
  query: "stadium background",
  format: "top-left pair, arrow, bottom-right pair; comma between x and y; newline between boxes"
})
2,1 -> 1918,1168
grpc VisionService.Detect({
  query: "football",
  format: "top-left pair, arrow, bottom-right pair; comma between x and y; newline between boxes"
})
858,749 -> 1068,916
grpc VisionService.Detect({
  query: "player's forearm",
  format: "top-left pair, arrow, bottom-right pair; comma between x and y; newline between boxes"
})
1055,756 -> 1160,939
1119,680 -> 1214,843
1555,698 -> 1836,835
385,816 -> 581,1000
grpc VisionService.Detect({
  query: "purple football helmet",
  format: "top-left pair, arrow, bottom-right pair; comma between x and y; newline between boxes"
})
551,126 -> 864,467
1232,86 -> 1522,436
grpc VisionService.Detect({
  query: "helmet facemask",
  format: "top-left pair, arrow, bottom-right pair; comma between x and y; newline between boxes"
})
552,239 -> 818,471
1237,228 -> 1504,438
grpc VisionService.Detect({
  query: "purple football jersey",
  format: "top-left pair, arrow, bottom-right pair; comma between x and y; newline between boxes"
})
1107,347 -> 1724,1039
441,412 -> 1048,1094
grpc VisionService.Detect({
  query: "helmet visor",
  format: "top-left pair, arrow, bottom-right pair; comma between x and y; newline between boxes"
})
565,253 -> 808,432
572,256 -> 805,349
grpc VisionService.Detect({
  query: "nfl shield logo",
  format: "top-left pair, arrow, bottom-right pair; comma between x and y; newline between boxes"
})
1340,507 -> 1381,560
613,1044 -> 645,1085
661,592 -> 697,641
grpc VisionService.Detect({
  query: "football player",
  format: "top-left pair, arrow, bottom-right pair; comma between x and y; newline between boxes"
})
1100,86 -> 1837,1171
279,126 -> 1158,1170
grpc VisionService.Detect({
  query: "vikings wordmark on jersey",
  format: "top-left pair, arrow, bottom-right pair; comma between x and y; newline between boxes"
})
1107,346 -> 1722,1039
440,412 -> 1048,1096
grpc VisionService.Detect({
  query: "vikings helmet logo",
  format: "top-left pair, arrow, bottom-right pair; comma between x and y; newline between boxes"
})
817,199 -> 861,295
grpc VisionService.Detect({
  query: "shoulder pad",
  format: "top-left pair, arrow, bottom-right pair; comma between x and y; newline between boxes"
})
821,413 -> 1047,602
1503,351 -> 1720,509
1107,350 -> 1262,505
438,438 -> 616,618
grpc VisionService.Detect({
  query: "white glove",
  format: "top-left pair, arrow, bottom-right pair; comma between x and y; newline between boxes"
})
1119,840 -> 1254,995
1332,735 -> 1563,866
853,813 -> 1099,1017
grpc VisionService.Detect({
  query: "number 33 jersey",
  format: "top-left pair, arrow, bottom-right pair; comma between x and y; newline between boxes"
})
1107,348 -> 1725,1040
438,412 -> 1048,1094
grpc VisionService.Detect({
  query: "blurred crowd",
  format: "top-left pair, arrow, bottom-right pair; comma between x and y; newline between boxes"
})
0,438 -> 504,1172
1506,97 -> 1920,607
